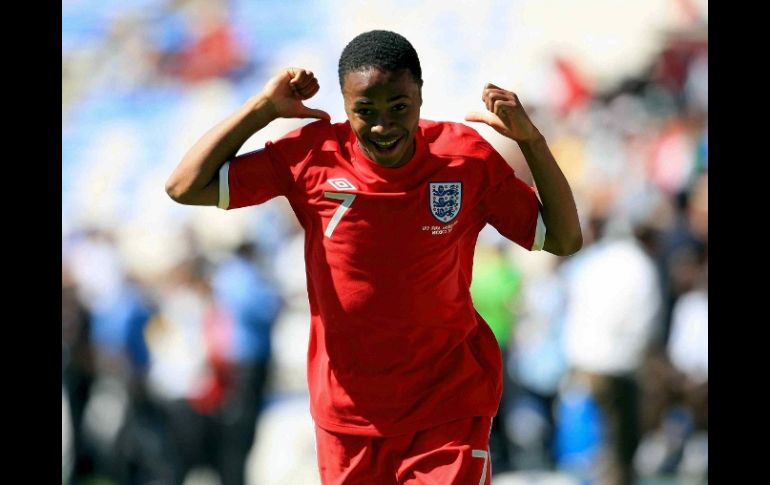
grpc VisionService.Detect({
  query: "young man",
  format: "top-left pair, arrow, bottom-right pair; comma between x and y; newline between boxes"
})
166,30 -> 581,484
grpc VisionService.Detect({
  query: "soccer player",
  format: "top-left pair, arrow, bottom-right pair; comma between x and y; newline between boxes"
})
166,30 -> 582,484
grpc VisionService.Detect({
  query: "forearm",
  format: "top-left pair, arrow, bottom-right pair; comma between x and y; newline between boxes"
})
518,133 -> 582,255
165,94 -> 277,204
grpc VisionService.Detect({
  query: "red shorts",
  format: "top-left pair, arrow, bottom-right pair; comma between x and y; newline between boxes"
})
314,416 -> 493,484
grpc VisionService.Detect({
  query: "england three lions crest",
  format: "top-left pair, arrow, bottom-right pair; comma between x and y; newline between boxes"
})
429,182 -> 462,223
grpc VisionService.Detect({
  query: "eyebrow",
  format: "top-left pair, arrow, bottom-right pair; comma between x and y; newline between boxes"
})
355,95 -> 409,105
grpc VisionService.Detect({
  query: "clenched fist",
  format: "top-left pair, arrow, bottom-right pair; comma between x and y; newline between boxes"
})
465,83 -> 540,143
261,68 -> 330,121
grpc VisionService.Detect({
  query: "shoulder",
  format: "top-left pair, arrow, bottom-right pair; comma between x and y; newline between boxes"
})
268,119 -> 350,168
275,119 -> 344,151
420,120 -> 496,158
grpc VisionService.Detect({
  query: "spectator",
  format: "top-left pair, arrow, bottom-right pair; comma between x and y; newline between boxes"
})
561,209 -> 662,485
210,241 -> 283,485
62,264 -> 95,484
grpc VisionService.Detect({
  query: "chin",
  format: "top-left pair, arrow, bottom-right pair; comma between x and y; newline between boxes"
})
370,149 -> 407,167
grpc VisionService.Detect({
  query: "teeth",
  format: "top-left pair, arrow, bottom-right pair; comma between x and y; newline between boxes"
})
373,138 -> 399,148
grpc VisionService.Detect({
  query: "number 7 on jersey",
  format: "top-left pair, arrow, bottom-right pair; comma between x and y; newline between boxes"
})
324,192 -> 356,238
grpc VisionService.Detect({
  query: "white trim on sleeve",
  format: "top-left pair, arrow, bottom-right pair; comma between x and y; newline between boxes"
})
531,211 -> 546,251
217,161 -> 231,209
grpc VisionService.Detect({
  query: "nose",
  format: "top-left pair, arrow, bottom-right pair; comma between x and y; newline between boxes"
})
370,114 -> 394,135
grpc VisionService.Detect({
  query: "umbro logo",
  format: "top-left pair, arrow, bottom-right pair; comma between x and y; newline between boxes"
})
328,178 -> 357,191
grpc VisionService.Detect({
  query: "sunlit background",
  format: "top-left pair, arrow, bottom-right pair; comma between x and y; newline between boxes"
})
62,1 -> 707,484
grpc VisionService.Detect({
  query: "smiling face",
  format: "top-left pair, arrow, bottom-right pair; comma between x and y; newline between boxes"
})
342,68 -> 422,168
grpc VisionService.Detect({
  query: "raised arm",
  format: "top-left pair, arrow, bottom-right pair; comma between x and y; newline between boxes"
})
465,83 -> 582,256
165,68 -> 330,206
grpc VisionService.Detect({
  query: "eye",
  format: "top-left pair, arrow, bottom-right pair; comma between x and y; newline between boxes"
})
392,103 -> 408,112
355,108 -> 373,116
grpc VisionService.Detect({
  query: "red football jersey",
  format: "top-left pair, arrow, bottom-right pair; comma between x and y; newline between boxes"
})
218,119 -> 545,436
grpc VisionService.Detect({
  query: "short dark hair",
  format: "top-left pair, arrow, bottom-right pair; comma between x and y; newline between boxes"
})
338,30 -> 423,88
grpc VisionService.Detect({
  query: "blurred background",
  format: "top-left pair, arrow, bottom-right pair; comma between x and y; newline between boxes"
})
62,0 -> 707,484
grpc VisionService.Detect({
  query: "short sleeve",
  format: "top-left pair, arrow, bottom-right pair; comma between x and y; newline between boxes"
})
218,121 -> 328,210
217,146 -> 291,210
484,150 -> 546,251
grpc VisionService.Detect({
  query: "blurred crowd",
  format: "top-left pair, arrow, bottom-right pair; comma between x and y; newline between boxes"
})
62,1 -> 707,484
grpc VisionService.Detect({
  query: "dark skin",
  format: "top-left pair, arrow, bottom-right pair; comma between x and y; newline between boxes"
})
166,66 -> 582,255
464,83 -> 583,254
342,68 -> 422,168
165,68 -> 329,206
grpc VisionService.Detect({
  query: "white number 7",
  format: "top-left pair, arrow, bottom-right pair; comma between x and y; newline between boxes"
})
471,449 -> 489,485
324,192 -> 356,238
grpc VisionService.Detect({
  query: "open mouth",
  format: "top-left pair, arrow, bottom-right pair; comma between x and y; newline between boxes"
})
368,135 -> 403,155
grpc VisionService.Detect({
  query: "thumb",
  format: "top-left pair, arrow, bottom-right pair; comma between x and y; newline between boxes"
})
298,105 -> 331,120
465,111 -> 509,136
464,111 -> 495,125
